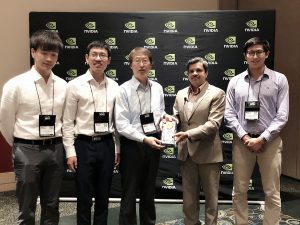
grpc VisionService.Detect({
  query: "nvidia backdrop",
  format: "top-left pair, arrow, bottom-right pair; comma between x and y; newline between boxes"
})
30,11 -> 275,201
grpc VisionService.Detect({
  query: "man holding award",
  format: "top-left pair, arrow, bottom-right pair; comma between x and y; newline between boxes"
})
173,57 -> 225,225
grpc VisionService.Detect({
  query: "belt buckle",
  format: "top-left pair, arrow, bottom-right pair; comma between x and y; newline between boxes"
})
92,136 -> 102,142
42,138 -> 53,145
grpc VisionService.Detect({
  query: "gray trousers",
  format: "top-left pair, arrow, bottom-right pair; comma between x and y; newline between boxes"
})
12,142 -> 64,225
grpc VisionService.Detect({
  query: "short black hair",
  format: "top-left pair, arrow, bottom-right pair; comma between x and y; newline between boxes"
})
30,30 -> 63,52
86,40 -> 111,58
243,37 -> 270,54
186,57 -> 209,73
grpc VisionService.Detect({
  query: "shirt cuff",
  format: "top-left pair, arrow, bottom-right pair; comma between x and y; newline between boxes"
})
65,147 -> 76,158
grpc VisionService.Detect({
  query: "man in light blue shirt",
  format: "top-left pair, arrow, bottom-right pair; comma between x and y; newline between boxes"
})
115,47 -> 172,225
224,37 -> 289,225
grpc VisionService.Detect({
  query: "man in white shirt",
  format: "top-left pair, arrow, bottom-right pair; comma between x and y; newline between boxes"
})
0,30 -> 66,225
62,41 -> 120,225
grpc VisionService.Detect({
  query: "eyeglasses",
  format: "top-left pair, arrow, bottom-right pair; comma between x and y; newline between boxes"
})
246,50 -> 265,57
133,59 -> 150,65
90,53 -> 108,59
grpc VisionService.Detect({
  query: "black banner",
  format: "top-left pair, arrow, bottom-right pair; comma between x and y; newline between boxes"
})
29,10 -> 275,200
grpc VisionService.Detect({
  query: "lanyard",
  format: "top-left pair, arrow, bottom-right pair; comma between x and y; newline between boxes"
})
34,80 -> 54,115
247,75 -> 263,102
136,84 -> 152,114
89,81 -> 107,112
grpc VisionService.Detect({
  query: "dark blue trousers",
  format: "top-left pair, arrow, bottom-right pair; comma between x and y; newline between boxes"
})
74,135 -> 115,225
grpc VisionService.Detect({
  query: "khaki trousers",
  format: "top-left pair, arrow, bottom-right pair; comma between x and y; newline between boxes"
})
232,136 -> 282,225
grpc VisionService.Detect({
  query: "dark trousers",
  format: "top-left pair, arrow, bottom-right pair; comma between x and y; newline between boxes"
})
74,136 -> 115,225
119,137 -> 161,225
12,142 -> 64,225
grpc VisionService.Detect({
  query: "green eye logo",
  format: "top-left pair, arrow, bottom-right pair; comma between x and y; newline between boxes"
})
205,20 -> 216,28
66,69 -> 77,77
224,69 -> 235,77
184,71 -> 188,77
165,54 -> 176,62
125,54 -> 130,61
163,178 -> 174,186
246,20 -> 257,28
164,147 -> 174,155
165,121 -> 174,129
105,69 -> 116,78
125,21 -> 136,29
222,164 -> 233,171
66,38 -> 76,46
205,53 -> 216,61
223,133 -> 233,140
145,37 -> 156,45
85,22 -> 96,30
105,38 -> 116,46
185,37 -> 195,45
46,22 -> 56,30
148,70 -> 155,78
165,21 -> 176,30
164,86 -> 175,94
225,36 -> 236,45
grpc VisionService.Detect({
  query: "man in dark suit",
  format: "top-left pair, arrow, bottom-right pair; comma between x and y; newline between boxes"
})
173,57 -> 225,225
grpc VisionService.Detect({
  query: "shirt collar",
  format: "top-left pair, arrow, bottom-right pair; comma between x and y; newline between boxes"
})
244,66 -> 270,80
30,66 -> 54,82
188,81 -> 207,96
85,69 -> 107,85
131,75 -> 151,91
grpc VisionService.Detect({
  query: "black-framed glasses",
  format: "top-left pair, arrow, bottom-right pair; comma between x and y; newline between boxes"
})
246,50 -> 265,57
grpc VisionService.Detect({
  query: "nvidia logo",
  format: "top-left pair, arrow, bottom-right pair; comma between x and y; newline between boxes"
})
105,69 -> 116,78
125,21 -> 136,29
148,70 -> 155,78
164,147 -> 174,155
66,69 -> 77,77
165,21 -> 176,30
164,86 -> 175,94
145,37 -> 156,46
85,22 -> 96,30
66,38 -> 77,46
105,38 -> 116,46
46,22 -> 56,30
165,121 -> 175,129
224,69 -> 235,77
225,36 -> 236,45
222,164 -> 233,171
184,71 -> 188,77
125,54 -> 130,61
205,53 -> 216,61
163,178 -> 174,186
185,37 -> 195,45
165,54 -> 176,62
246,20 -> 257,28
223,133 -> 233,141
205,20 -> 216,28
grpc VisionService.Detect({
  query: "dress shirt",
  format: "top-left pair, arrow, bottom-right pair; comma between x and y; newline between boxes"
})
115,76 -> 166,143
62,70 -> 120,158
0,66 -> 67,146
224,66 -> 289,141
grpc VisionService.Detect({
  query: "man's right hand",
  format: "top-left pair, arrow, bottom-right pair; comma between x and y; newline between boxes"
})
67,156 -> 77,172
143,136 -> 165,150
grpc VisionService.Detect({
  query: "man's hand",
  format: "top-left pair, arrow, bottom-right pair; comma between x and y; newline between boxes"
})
242,135 -> 265,153
143,136 -> 165,150
174,131 -> 189,144
67,156 -> 77,172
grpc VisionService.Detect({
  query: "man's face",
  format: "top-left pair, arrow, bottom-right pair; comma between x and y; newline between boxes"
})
244,44 -> 269,70
31,48 -> 58,77
86,47 -> 111,75
130,52 -> 152,79
188,62 -> 208,88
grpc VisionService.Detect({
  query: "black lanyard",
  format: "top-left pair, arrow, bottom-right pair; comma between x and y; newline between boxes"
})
89,81 -> 107,112
136,84 -> 152,114
34,80 -> 54,115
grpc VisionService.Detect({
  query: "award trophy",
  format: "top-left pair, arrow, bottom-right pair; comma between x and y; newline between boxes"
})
161,121 -> 177,146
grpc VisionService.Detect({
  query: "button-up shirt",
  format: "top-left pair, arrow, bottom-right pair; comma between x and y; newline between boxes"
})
62,70 -> 120,158
224,66 -> 289,141
0,66 -> 67,146
115,76 -> 166,142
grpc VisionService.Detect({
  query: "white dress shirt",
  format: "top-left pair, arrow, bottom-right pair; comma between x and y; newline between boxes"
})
62,70 -> 120,158
115,76 -> 166,143
0,67 -> 67,146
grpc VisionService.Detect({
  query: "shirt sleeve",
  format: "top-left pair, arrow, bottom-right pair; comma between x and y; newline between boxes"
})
0,80 -> 18,146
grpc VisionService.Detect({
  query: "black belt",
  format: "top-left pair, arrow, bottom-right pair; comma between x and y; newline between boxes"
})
76,133 -> 112,142
14,137 -> 62,145
248,133 -> 261,138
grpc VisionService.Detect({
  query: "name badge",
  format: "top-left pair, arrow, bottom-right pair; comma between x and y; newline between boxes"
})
94,112 -> 109,133
39,115 -> 56,137
244,101 -> 260,120
140,113 -> 157,134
